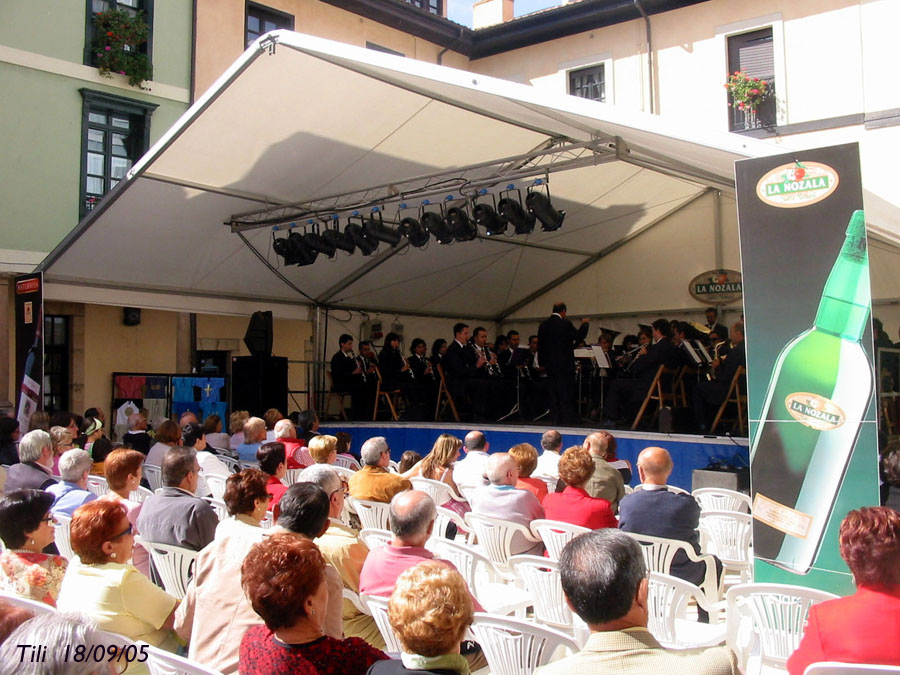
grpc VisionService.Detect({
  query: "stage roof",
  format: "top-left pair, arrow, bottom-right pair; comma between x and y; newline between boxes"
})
39,31 -> 895,320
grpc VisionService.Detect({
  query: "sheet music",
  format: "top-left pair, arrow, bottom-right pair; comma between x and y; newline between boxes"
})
694,341 -> 713,363
591,345 -> 611,368
682,340 -> 702,365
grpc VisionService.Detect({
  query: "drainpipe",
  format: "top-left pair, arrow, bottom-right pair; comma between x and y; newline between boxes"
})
634,0 -> 654,114
437,27 -> 465,65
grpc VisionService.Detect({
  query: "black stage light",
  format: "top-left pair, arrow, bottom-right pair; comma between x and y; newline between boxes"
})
287,231 -> 318,266
498,192 -> 535,235
363,210 -> 403,247
526,190 -> 566,232
345,221 -> 379,256
421,210 -> 454,244
399,216 -> 430,248
473,201 -> 506,237
303,222 -> 337,258
446,206 -> 478,242
322,227 -> 355,254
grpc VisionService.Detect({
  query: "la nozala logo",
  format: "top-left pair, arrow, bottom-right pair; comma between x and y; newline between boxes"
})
756,161 -> 839,208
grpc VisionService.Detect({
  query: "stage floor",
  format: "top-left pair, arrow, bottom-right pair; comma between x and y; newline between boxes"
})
319,421 -> 749,491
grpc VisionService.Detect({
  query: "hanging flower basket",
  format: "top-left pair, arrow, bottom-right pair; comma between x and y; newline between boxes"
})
92,9 -> 152,89
724,71 -> 770,128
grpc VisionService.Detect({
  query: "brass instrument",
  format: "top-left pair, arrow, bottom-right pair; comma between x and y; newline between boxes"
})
706,340 -> 729,381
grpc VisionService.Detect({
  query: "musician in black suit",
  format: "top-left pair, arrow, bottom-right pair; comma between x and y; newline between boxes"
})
537,302 -> 590,425
330,334 -> 373,420
378,332 -> 426,420
693,321 -> 746,433
704,307 -> 728,347
603,318 -> 681,425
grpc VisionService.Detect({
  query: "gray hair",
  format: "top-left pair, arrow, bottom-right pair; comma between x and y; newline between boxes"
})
127,412 -> 145,431
0,612 -> 118,675
17,429 -> 50,463
360,436 -> 388,466
274,418 -> 295,439
58,449 -> 93,482
298,464 -> 341,495
485,452 -> 515,485
541,429 -> 562,452
389,490 -> 435,541
559,529 -> 647,625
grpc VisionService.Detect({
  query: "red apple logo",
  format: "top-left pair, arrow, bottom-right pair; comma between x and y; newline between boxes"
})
793,162 -> 807,181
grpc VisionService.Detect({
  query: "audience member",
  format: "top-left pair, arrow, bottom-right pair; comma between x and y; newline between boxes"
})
202,413 -> 232,456
178,410 -> 199,429
146,419 -> 180,467
404,434 -> 467,507
182,421 -> 229,498
536,530 -> 736,674
3,430 -> 56,492
263,408 -> 284,442
48,425 -> 75,475
0,490 -> 67,606
335,431 -> 358,464
295,410 -> 320,443
451,430 -> 490,487
27,410 -> 50,433
236,417 -> 267,462
46,448 -> 97,517
59,499 -> 179,650
300,463 -> 381,648
349,437 -> 411,503
509,442 -> 548,502
239,534 -> 388,675
49,412 -> 79,443
136,446 -> 218,552
535,429 -> 563,480
788,506 -> 900,673
123,412 -> 153,455
228,410 -> 250,451
583,431 -> 626,512
469,453 -> 544,555
81,416 -> 112,466
398,450 -> 422,474
370,561 -> 474,675
881,441 -> 900,513
606,442 -> 634,484
257,441 -> 289,513
543,446 -> 616,529
309,434 -> 338,465
0,599 -> 32,645
102,448 -> 150,577
0,418 -> 20,466
175,468 -> 270,673
274,418 -> 308,468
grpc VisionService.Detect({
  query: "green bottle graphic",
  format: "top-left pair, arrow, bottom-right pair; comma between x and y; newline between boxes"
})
750,210 -> 873,575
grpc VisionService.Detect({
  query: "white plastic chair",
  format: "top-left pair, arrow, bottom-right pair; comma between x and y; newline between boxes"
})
429,537 -> 531,617
143,541 -> 198,601
699,510 -> 753,582
143,464 -> 163,491
239,460 -> 259,471
0,590 -> 57,615
623,531 -> 723,607
52,513 -> 76,561
632,484 -> 689,495
469,613 -> 580,675
387,460 -> 400,473
647,572 -> 727,649
334,455 -> 361,470
805,664 -> 900,674
86,475 -> 110,497
534,475 -> 558,495
693,487 -> 752,513
348,497 -> 391,531
218,456 -> 241,474
343,588 -> 371,616
465,513 -> 543,575
260,511 -> 275,528
360,593 -> 403,653
456,483 -> 480,503
530,519 -> 589,561
508,555 -> 573,633
204,474 -> 228,500
205,497 -> 228,521
359,528 -> 393,551
330,464 -> 357,482
429,505 -> 472,547
129,486 -> 154,503
726,582 -> 839,674
410,476 -> 455,505
283,468 -> 305,486
142,641 -> 225,675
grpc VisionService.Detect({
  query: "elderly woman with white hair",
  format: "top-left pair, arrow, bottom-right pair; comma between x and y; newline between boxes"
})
46,448 -> 97,518
3,430 -> 57,492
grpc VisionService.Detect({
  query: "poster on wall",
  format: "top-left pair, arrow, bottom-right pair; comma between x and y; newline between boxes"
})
15,272 -> 43,430
735,142 -> 878,594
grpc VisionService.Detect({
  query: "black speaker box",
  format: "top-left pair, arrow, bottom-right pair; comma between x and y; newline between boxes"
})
232,355 -> 288,416
244,311 -> 274,356
123,307 -> 141,326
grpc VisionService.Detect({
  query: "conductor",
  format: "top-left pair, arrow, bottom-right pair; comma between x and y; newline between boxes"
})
538,302 -> 589,425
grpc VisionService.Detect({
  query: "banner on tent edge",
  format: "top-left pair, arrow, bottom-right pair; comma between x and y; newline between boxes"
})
15,272 -> 44,430
735,142 -> 878,595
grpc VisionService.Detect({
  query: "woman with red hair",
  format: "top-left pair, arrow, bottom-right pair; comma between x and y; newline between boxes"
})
787,506 -> 900,673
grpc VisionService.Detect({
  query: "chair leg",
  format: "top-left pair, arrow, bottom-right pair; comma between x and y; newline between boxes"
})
373,385 -> 381,421
339,395 -> 349,421
385,393 -> 399,421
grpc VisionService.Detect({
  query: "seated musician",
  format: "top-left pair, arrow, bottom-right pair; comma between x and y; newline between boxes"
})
330,334 -> 374,420
692,321 -> 746,433
378,333 -> 426,420
466,327 -> 513,420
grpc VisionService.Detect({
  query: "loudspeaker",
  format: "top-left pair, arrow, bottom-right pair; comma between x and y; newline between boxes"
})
691,467 -> 750,493
123,307 -> 141,326
232,355 -> 288,416
244,311 -> 273,357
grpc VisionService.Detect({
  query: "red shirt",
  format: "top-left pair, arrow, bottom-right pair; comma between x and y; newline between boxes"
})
542,485 -> 617,529
517,477 -> 549,503
266,475 -> 288,519
239,625 -> 386,675
279,438 -> 308,469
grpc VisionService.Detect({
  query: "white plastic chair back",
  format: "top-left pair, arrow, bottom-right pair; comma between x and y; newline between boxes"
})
726,583 -> 839,673
693,487 -> 752,513
647,572 -> 726,649
129,486 -> 154,503
624,484 -> 634,494
387,460 -> 400,473
530,519 -> 589,561
360,593 -> 403,653
334,455 -> 361,470
218,456 -> 241,474
348,497 -> 391,531
260,512 -> 275,528
143,464 -> 163,491
143,641 -> 225,675
204,474 -> 228,500
144,541 -> 198,601
283,468 -> 304,486
86,475 -> 110,497
205,498 -> 228,521
699,510 -> 753,581
238,460 -> 259,470
0,590 -> 57,615
359,528 -> 393,551
53,513 -> 76,560
330,464 -> 357,482
804,664 -> 900,674
469,613 -> 580,675
534,475 -> 558,494
430,505 -> 470,547
465,513 -> 541,572
623,531 -> 722,605
508,555 -> 573,632
410,476 -> 453,505
343,588 -> 371,616
456,483 -> 479,503
632,484 -> 689,495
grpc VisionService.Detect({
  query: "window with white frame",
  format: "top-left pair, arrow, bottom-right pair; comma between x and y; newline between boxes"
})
568,63 -> 606,103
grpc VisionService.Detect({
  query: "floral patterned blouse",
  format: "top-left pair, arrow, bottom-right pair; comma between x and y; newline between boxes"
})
0,549 -> 69,607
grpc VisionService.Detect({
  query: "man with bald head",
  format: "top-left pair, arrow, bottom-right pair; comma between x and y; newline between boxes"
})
583,431 -> 626,513
470,452 -> 545,555
452,430 -> 491,487
618,446 -> 722,619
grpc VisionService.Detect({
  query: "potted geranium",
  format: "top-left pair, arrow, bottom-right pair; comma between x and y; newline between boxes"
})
92,9 -> 152,88
724,71 -> 769,128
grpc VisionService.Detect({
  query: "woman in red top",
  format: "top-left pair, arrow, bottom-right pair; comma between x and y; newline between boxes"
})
257,442 -> 289,517
510,443 -> 549,503
239,533 -> 387,675
788,506 -> 900,673
542,446 -> 616,529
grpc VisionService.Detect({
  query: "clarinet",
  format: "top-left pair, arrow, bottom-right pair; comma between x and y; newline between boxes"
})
352,351 -> 367,383
483,345 -> 501,377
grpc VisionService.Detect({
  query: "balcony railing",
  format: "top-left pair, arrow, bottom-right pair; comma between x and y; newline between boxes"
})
729,78 -> 776,132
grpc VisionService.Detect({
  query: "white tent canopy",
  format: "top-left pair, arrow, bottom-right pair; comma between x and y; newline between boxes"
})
39,31 -> 897,322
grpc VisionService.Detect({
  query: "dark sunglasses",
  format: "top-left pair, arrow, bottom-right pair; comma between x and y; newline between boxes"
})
110,524 -> 133,540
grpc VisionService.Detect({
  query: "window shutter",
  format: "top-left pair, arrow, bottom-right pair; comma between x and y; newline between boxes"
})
729,28 -> 774,79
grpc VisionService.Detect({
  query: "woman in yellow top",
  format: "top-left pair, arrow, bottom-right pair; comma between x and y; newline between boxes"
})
57,499 -> 180,653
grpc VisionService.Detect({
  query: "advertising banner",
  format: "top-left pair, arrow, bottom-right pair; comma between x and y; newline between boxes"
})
14,272 -> 43,430
735,143 -> 878,594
